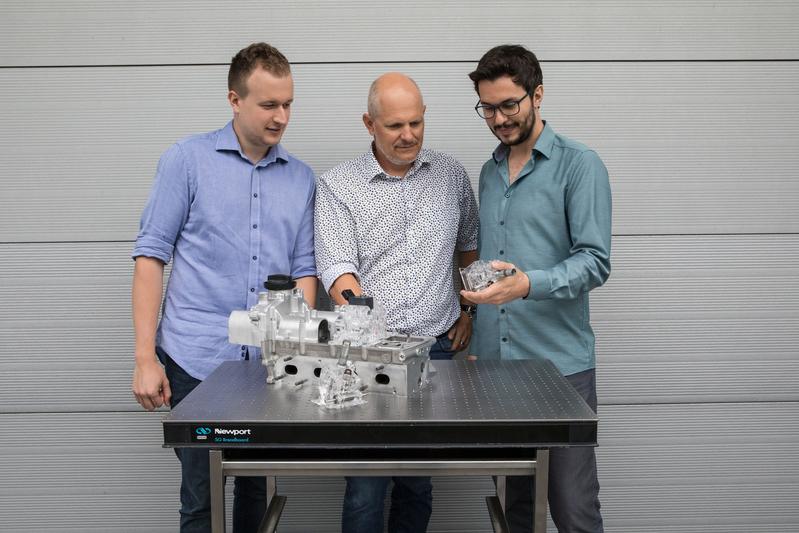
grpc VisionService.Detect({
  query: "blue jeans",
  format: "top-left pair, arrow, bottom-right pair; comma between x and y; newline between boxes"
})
503,368 -> 604,533
342,476 -> 433,533
158,348 -> 267,533
429,331 -> 455,360
341,332 -> 454,532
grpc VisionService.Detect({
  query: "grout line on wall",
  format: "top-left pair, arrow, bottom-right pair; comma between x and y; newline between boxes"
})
3,232 -> 799,246
1,59 -> 798,69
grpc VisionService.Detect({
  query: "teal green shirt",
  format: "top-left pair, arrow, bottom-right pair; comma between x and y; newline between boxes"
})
470,122 -> 612,376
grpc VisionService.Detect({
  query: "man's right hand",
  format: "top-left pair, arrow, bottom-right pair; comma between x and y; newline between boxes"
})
132,358 -> 171,411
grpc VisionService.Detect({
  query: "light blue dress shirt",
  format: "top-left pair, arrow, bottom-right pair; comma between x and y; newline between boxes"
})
132,121 -> 316,380
470,122 -> 612,376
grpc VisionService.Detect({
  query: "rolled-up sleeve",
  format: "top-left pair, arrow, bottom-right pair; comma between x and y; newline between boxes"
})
132,143 -> 191,264
290,169 -> 317,279
527,150 -> 612,300
314,176 -> 359,292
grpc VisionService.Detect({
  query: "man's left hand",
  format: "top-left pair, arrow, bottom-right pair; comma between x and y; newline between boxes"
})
460,260 -> 531,305
447,311 -> 473,352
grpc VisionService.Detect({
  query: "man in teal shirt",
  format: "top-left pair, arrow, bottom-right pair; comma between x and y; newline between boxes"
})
462,45 -> 611,532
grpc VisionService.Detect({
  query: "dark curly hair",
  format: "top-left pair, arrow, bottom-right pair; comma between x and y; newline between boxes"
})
468,44 -> 543,95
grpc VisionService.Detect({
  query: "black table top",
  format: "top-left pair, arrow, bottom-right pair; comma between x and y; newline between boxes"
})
163,358 -> 597,449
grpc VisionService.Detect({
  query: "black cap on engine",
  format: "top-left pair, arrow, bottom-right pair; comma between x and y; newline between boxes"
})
264,274 -> 296,291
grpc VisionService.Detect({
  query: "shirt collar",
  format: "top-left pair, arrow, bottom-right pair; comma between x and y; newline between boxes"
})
215,120 -> 289,165
364,144 -> 432,182
492,120 -> 554,162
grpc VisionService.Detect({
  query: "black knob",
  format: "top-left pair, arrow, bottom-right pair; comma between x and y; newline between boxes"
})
341,289 -> 374,309
264,274 -> 295,291
349,295 -> 374,309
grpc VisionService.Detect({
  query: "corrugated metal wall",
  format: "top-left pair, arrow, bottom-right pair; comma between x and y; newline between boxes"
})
1,1 -> 797,531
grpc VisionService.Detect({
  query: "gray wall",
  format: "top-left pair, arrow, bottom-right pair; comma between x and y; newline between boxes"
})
1,1 -> 797,531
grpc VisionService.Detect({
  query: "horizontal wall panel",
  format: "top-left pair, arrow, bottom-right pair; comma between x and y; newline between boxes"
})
2,234 -> 797,411
592,233 -> 799,402
597,358 -> 799,404
596,485 -> 799,533
599,402 -> 799,446
1,404 -> 796,531
1,62 -> 798,241
596,402 -> 799,529
4,353 -> 794,412
1,1 -> 798,66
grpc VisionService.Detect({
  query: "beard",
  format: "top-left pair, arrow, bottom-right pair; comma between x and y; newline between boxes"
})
493,106 -> 535,146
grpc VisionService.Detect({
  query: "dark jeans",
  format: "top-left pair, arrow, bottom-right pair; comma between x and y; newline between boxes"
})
341,333 -> 454,533
503,368 -> 604,533
429,331 -> 456,360
158,347 -> 267,533
342,476 -> 433,533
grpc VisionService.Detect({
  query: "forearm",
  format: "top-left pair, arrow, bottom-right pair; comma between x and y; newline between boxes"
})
295,276 -> 318,308
527,249 -> 610,300
132,256 -> 165,364
458,249 -> 479,304
329,273 -> 362,306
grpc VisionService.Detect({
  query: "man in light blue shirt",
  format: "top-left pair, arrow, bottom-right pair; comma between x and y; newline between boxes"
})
131,43 -> 316,533
463,45 -> 611,533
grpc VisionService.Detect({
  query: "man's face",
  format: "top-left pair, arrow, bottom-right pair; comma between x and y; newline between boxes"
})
364,88 -> 425,172
229,68 -> 294,156
477,75 -> 537,146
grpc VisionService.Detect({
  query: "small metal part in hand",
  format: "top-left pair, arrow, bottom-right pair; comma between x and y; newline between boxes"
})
460,260 -> 518,292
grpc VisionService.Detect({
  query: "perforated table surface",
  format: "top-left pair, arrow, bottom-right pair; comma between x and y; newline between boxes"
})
163,358 -> 597,449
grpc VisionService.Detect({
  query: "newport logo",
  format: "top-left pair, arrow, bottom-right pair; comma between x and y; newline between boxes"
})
195,427 -> 212,435
215,428 -> 252,436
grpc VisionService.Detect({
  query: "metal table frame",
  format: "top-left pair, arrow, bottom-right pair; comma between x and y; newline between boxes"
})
208,450 -> 550,533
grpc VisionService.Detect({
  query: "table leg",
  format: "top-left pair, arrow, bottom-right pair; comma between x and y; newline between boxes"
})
496,475 -> 506,510
209,450 -> 226,533
533,449 -> 550,533
257,494 -> 287,533
486,494 -> 511,533
266,476 -> 276,504
256,475 -> 283,533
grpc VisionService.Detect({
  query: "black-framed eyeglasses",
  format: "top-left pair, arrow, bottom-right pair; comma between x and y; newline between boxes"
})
474,93 -> 530,119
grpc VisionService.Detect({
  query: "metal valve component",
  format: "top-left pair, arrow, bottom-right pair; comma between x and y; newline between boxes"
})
460,260 -> 517,292
229,274 -> 435,403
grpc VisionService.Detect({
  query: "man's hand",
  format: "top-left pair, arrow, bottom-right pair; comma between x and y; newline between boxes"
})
447,311 -> 473,352
460,260 -> 531,305
132,357 -> 171,411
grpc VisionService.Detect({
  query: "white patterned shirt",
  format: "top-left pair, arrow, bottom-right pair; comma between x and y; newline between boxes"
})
315,147 -> 479,336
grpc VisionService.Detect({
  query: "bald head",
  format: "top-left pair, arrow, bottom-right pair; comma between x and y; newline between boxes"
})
363,72 -> 426,176
367,73 -> 424,118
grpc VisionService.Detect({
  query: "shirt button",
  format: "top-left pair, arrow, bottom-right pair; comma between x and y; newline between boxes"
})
241,345 -> 246,351
502,337 -> 508,342
499,250 -> 504,255
252,224 -> 257,229
250,288 -> 255,292
253,193 -> 258,198
505,193 -> 510,198
500,309 -> 506,314
500,221 -> 504,225
252,256 -> 257,260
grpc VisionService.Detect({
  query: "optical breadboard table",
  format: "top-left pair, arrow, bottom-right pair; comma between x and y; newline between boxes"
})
163,358 -> 598,533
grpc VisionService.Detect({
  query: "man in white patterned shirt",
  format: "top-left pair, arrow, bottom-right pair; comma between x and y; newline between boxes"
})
314,72 -> 479,533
